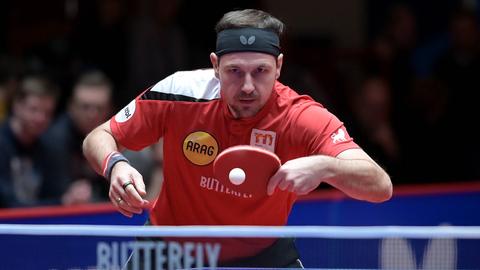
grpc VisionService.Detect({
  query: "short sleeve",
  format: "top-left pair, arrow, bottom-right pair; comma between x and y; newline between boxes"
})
110,69 -> 219,151
110,79 -> 174,151
292,104 -> 359,157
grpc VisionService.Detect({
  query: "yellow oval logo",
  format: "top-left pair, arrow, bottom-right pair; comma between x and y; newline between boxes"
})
183,131 -> 219,166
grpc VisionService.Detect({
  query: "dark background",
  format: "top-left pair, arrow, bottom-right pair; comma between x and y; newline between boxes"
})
1,0 -> 480,185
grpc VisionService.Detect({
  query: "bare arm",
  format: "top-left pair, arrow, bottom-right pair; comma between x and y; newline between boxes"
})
83,121 -> 149,217
327,148 -> 392,202
267,148 -> 392,202
83,121 -> 122,175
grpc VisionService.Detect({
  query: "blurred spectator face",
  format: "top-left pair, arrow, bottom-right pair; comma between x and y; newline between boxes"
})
13,94 -> 56,139
356,78 -> 392,125
69,85 -> 111,135
451,14 -> 479,51
388,5 -> 417,49
98,0 -> 126,26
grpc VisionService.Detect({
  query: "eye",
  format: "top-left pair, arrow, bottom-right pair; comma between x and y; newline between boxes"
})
228,68 -> 240,74
256,67 -> 267,73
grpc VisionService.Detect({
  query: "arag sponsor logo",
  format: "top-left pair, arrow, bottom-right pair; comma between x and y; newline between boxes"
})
183,131 -> 218,166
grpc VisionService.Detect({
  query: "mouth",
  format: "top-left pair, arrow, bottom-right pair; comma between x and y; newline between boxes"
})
238,98 -> 256,105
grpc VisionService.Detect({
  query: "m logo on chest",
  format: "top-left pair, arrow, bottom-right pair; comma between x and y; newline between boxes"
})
250,129 -> 276,152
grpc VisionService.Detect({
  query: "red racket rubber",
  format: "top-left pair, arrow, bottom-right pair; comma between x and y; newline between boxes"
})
213,145 -> 281,185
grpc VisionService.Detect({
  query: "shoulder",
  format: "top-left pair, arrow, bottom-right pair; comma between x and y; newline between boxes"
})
273,81 -> 339,126
274,81 -> 323,111
148,69 -> 220,101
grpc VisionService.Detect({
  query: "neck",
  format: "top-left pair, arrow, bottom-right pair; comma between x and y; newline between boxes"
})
227,104 -> 240,119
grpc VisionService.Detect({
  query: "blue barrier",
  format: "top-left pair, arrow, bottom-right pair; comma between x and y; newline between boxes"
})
0,182 -> 479,269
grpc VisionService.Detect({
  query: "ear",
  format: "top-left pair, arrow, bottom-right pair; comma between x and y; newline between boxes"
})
210,53 -> 219,78
275,53 -> 284,79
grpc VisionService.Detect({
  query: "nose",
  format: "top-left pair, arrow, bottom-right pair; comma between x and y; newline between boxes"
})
241,74 -> 255,94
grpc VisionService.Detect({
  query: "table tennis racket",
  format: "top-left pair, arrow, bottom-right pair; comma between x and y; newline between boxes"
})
213,145 -> 281,186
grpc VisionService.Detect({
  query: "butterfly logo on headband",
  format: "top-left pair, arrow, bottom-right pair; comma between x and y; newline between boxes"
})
240,35 -> 256,45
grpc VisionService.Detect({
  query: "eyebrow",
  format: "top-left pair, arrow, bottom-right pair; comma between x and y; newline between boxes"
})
223,62 -> 273,69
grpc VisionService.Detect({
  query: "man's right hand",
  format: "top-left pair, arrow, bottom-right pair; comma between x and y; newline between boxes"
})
109,161 -> 149,217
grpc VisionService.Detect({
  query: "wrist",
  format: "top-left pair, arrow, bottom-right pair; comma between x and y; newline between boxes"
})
314,155 -> 339,184
101,151 -> 130,181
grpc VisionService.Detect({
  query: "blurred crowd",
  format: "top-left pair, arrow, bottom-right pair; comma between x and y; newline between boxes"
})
1,0 -> 480,208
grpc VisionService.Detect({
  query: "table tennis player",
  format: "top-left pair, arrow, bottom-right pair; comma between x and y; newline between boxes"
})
83,8 -> 392,268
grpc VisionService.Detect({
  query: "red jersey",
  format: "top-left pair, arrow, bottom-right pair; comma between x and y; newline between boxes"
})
110,69 -> 359,261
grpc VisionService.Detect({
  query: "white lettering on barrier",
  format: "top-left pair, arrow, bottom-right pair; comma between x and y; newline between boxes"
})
96,240 -> 221,270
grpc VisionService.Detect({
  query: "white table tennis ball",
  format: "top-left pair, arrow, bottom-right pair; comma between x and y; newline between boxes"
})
229,168 -> 246,185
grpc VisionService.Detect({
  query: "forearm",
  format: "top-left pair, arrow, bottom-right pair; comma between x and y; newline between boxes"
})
325,157 -> 392,202
268,150 -> 392,201
82,121 -> 120,176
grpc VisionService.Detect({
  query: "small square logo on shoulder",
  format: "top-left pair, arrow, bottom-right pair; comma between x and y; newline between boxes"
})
250,129 -> 276,152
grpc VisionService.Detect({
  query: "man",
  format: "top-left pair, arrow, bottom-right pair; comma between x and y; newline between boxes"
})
0,74 -> 59,207
83,9 -> 392,268
43,70 -> 114,204
44,70 -> 156,204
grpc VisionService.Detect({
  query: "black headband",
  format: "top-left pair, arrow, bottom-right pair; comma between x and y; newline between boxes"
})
215,28 -> 281,57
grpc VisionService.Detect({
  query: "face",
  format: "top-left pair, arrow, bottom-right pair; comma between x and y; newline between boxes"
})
69,85 -> 111,135
211,52 -> 283,118
14,95 -> 56,138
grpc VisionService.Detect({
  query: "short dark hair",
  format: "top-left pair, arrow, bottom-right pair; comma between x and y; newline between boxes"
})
74,70 -> 112,92
15,74 -> 59,101
215,9 -> 285,37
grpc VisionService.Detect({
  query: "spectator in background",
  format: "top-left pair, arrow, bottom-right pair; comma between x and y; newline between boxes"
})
404,78 -> 449,182
0,74 -> 59,208
0,56 -> 20,123
43,70 -> 113,204
44,70 -> 156,205
280,36 -> 351,119
367,3 -> 417,83
364,4 -> 419,183
349,77 -> 400,179
70,0 -> 129,107
127,0 -> 188,92
0,76 -> 11,123
366,4 -> 418,125
433,9 -> 480,181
